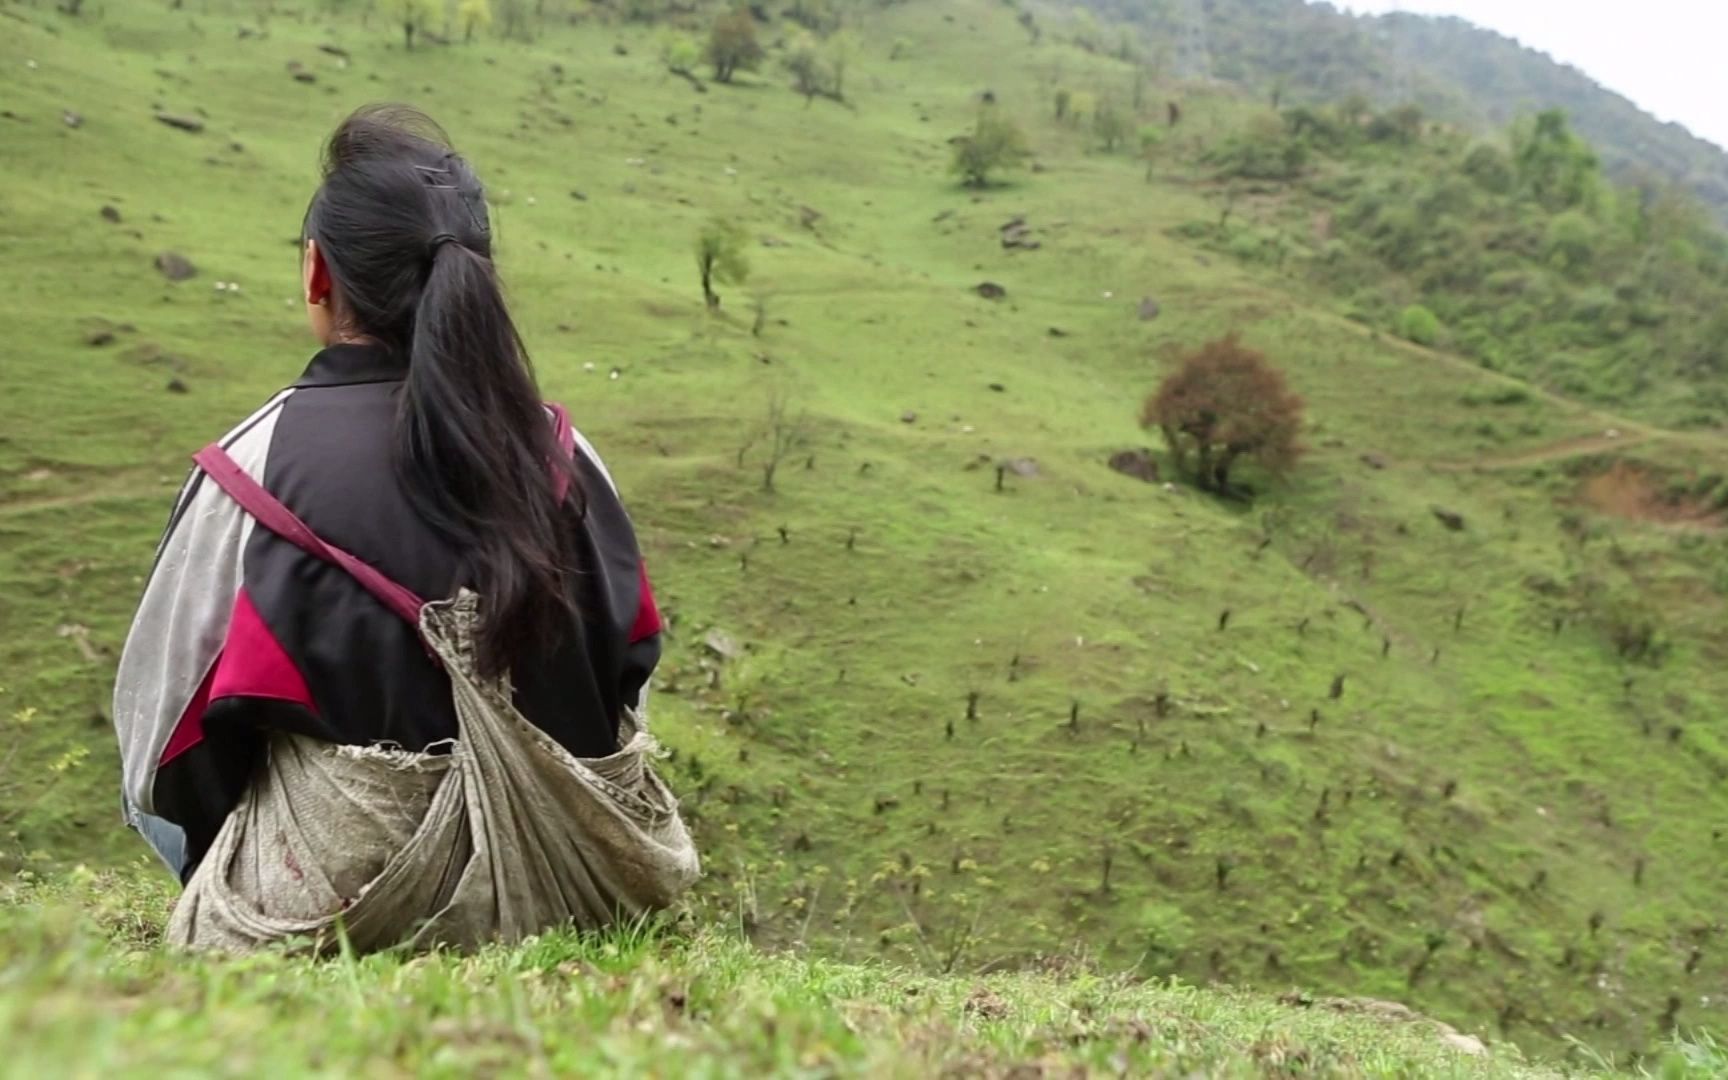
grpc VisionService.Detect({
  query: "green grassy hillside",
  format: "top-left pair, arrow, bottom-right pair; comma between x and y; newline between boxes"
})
2,873 -> 1589,1078
3,0 -> 1727,1068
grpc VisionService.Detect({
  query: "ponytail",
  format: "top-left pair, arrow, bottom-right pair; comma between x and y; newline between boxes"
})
305,105 -> 579,678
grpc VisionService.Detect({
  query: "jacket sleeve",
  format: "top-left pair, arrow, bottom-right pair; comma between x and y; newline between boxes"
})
112,396 -> 286,840
567,423 -> 663,719
623,566 -> 663,716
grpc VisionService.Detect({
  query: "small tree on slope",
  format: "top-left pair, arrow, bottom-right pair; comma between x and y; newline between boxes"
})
707,8 -> 764,84
951,111 -> 1032,189
1142,334 -> 1303,494
456,0 -> 492,42
696,218 -> 750,311
382,0 -> 441,50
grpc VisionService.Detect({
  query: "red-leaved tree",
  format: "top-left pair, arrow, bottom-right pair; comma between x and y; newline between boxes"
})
1142,333 -> 1303,494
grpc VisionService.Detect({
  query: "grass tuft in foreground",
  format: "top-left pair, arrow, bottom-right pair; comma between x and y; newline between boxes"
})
7,870 -> 1711,1079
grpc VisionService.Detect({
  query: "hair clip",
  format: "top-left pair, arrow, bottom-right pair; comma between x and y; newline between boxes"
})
413,164 -> 456,190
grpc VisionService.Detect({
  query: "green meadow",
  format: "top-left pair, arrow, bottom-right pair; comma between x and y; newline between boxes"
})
3,0 -> 1727,1071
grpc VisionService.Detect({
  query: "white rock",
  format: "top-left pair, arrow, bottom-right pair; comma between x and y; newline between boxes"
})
702,629 -> 743,661
1438,1031 -> 1486,1056
583,361 -> 596,372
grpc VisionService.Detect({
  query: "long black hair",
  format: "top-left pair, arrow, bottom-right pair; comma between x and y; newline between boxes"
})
303,104 -> 579,677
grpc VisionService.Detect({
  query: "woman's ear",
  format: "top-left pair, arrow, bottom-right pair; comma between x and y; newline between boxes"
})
303,238 -> 332,306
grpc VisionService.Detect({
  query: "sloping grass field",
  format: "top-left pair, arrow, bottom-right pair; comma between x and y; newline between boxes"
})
3,871 -> 1597,1078
3,0 -> 1727,1069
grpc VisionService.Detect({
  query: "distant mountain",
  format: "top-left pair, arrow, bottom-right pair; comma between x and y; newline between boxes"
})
1072,0 -> 1728,219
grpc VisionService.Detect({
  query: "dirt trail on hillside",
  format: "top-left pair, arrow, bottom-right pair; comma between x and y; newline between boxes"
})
0,475 -> 165,520
1431,431 -> 1653,472
1317,309 -> 1728,472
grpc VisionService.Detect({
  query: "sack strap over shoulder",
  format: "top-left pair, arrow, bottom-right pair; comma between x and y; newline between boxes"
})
192,443 -> 428,625
547,402 -> 576,504
191,400 -> 579,629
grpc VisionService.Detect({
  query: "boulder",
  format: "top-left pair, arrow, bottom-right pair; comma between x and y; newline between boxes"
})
1108,448 -> 1160,483
153,111 -> 205,134
165,377 -> 189,394
317,43 -> 351,59
1001,457 -> 1039,478
99,204 -> 121,223
62,110 -> 83,129
1138,296 -> 1161,321
999,215 -> 1040,250
1431,506 -> 1466,532
153,252 -> 197,281
1361,452 -> 1387,470
974,281 -> 1006,300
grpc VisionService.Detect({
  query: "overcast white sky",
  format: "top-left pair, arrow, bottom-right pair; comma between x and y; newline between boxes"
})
1332,0 -> 1728,151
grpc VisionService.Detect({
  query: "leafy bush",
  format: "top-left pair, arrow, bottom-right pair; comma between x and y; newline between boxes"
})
783,0 -> 839,34
660,31 -> 700,75
1202,117 -> 1306,181
1092,98 -> 1131,152
1283,106 -> 1350,150
706,8 -> 763,84
783,31 -> 829,101
1462,144 -> 1514,193
1206,130 -> 1309,182
1544,211 -> 1598,272
695,218 -> 750,310
1460,385 -> 1532,407
1513,109 -> 1599,211
1397,304 -> 1442,346
951,112 -> 1032,188
1141,333 -> 1304,494
1365,104 -> 1424,144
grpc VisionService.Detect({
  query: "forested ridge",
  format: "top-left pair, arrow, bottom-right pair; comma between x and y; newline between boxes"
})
1063,0 -> 1728,221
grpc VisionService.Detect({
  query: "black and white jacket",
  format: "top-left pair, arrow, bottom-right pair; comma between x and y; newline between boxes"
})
113,344 -> 662,876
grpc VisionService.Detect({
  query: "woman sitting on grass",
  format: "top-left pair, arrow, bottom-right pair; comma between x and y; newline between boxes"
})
111,105 -> 698,952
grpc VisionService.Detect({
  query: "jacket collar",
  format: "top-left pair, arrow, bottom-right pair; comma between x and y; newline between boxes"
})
294,343 -> 408,388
